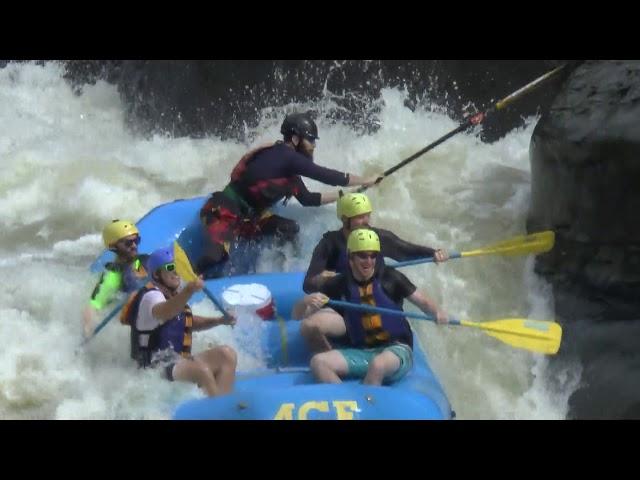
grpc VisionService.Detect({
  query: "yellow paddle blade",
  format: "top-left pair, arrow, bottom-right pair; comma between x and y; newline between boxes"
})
460,318 -> 562,355
461,231 -> 555,258
173,241 -> 198,282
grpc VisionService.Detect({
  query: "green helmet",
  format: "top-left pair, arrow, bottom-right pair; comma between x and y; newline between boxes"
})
102,220 -> 139,247
337,192 -> 373,220
347,228 -> 380,254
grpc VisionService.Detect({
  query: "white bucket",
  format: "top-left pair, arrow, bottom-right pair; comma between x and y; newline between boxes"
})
222,283 -> 274,365
221,283 -> 275,320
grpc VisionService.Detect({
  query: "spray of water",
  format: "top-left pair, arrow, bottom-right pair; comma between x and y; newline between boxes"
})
0,61 -> 579,419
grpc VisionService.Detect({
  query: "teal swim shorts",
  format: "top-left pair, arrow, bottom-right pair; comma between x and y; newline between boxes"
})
337,343 -> 413,384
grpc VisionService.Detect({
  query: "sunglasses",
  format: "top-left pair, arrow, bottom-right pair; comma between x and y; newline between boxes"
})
161,263 -> 176,272
354,252 -> 378,260
120,236 -> 141,248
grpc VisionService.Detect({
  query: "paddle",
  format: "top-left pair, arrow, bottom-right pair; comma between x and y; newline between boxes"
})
388,230 -> 555,268
173,241 -> 233,322
358,64 -> 567,192
325,299 -> 562,355
79,301 -> 125,348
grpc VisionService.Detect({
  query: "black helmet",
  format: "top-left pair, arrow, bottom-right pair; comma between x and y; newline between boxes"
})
280,112 -> 319,141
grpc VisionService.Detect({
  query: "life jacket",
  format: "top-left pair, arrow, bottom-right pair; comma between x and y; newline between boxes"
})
105,255 -> 149,293
228,142 -> 301,212
120,282 -> 193,368
341,270 -> 413,349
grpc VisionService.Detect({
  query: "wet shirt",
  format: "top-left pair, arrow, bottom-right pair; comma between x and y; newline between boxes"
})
234,143 -> 349,208
303,227 -> 436,293
136,289 -> 166,334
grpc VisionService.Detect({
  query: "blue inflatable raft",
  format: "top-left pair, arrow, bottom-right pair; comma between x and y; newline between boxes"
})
91,197 -> 454,420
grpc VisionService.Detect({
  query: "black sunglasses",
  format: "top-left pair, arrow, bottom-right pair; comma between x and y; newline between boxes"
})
354,252 -> 378,260
121,236 -> 141,248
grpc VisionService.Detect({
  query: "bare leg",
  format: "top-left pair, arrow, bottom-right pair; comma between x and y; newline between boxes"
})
363,350 -> 401,386
197,346 -> 237,394
310,350 -> 349,384
300,309 -> 346,353
172,346 -> 237,397
172,357 -> 219,396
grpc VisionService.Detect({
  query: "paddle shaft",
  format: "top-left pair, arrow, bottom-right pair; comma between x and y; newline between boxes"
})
387,230 -> 555,268
81,301 -> 124,347
388,252 -> 461,268
365,122 -> 470,189
357,122 -> 469,193
325,299 -> 560,351
326,299 -> 454,323
358,65 -> 566,192
203,286 -> 232,321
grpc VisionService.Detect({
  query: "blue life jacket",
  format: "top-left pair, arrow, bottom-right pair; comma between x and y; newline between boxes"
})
342,271 -> 413,349
121,283 -> 193,368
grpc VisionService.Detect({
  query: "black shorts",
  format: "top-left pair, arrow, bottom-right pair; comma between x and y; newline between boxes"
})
151,350 -> 194,382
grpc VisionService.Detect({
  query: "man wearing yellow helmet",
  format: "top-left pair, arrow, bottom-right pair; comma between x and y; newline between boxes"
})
293,228 -> 447,385
303,192 -> 449,293
82,220 -> 149,338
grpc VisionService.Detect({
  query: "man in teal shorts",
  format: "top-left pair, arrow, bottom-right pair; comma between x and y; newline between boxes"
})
293,228 -> 448,385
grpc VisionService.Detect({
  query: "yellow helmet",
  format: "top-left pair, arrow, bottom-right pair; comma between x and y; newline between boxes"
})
347,228 -> 380,254
102,220 -> 139,247
337,192 -> 373,220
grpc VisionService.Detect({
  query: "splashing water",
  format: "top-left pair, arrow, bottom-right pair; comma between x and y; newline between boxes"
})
0,61 -> 579,419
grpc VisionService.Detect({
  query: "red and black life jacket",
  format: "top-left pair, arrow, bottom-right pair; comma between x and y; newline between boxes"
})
228,142 -> 301,213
